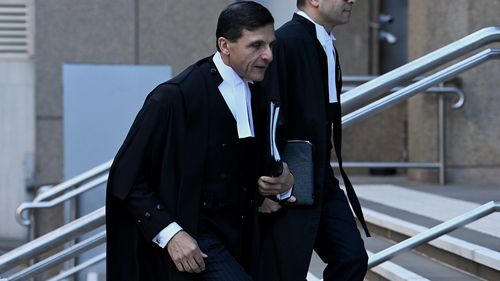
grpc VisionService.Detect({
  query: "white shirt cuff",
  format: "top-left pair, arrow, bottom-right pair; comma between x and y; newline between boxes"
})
276,186 -> 293,201
152,222 -> 183,248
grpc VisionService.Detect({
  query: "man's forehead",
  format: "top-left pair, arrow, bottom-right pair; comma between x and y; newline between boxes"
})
240,25 -> 275,39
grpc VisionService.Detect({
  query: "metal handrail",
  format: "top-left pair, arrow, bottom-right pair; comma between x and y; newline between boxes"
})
368,200 -> 500,268
16,174 -> 108,226
46,252 -> 106,281
343,48 -> 500,128
0,208 -> 105,273
33,160 -> 112,203
15,160 -> 112,226
342,84 -> 465,109
342,26 -> 500,113
4,231 -> 106,281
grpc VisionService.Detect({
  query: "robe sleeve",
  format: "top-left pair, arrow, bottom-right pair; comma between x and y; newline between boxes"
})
107,85 -> 181,241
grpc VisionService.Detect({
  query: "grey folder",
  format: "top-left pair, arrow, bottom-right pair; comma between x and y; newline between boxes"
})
283,140 -> 314,206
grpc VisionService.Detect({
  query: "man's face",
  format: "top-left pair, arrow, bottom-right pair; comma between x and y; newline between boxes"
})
225,24 -> 275,81
317,0 -> 355,29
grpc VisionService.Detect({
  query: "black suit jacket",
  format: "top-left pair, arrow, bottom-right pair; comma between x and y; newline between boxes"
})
106,56 -> 267,281
257,14 -> 369,281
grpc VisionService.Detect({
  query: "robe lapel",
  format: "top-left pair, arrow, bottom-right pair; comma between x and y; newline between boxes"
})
176,58 -> 222,234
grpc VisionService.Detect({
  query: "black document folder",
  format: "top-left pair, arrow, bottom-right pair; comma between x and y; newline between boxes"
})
283,140 -> 314,206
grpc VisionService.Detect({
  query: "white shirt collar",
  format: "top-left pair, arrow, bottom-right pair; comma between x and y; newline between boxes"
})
296,10 -> 336,46
212,52 -> 255,138
213,51 -> 247,86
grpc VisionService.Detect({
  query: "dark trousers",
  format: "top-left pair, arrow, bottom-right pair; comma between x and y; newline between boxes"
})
195,233 -> 253,281
314,186 -> 368,281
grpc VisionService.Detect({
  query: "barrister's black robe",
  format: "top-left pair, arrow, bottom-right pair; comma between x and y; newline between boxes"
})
257,14 -> 369,281
106,56 -> 267,281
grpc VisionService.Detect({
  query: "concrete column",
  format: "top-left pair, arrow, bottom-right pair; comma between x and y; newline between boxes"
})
408,0 -> 500,184
0,59 -> 34,247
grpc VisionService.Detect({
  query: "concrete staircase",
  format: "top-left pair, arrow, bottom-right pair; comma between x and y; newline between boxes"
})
307,181 -> 500,281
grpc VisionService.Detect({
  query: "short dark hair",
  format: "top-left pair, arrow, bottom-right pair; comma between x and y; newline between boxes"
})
297,0 -> 305,8
216,1 -> 274,51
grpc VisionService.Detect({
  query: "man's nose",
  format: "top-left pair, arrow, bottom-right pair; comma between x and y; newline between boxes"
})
262,45 -> 273,62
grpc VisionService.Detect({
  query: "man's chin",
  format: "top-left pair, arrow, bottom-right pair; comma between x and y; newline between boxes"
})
249,71 -> 266,82
253,75 -> 265,82
245,72 -> 265,82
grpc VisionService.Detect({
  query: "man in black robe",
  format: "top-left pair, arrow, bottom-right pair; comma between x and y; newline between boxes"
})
106,2 -> 293,280
259,0 -> 370,280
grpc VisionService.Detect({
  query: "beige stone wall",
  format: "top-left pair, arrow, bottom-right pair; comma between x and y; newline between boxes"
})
407,0 -> 500,183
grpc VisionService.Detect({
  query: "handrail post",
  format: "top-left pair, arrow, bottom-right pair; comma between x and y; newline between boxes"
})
438,88 -> 446,184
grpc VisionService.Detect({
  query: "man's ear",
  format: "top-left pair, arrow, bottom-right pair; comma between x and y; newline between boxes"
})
218,37 -> 230,55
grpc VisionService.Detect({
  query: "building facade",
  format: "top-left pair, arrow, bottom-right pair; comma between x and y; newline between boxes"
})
1,0 -> 499,247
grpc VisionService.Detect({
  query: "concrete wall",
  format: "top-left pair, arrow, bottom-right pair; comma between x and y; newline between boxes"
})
138,0 -> 233,71
0,59 -> 34,243
407,0 -> 500,184
35,0 -> 232,186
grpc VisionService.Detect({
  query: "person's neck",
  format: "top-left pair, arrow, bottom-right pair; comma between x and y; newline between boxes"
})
299,7 -> 335,33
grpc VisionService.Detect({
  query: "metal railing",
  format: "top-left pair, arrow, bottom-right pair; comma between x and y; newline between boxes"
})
343,48 -> 500,128
338,48 -> 500,184
368,201 -> 500,268
15,160 -> 112,226
342,26 -> 500,113
338,79 -> 465,184
0,208 -> 105,281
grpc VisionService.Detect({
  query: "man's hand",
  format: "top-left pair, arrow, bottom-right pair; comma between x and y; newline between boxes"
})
258,196 -> 297,213
258,198 -> 282,213
167,231 -> 208,273
258,162 -> 294,196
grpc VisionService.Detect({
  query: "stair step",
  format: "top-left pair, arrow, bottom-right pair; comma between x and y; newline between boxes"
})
354,184 -> 500,238
360,198 -> 500,252
309,250 -> 431,281
351,184 -> 500,280
362,206 -> 500,280
365,236 -> 482,281
308,235 -> 477,281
